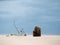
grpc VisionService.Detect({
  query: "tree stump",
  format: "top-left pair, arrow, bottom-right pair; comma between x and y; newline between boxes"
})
33,26 -> 41,37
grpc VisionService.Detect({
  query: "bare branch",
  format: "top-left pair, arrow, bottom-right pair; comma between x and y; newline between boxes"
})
13,20 -> 20,34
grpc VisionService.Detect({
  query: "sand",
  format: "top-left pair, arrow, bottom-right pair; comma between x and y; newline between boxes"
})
0,35 -> 60,45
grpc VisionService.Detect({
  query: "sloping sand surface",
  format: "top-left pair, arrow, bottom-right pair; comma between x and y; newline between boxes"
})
0,35 -> 60,45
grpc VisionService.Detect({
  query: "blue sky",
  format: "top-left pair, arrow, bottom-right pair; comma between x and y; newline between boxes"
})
0,0 -> 60,35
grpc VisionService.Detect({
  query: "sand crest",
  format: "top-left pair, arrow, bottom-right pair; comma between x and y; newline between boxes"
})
0,35 -> 60,45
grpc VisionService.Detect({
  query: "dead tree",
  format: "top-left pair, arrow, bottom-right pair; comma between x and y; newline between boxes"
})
13,20 -> 26,36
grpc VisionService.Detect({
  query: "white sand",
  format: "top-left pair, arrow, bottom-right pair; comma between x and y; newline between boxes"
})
0,35 -> 60,45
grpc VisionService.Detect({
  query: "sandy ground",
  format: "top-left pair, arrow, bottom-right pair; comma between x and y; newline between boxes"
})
0,35 -> 60,45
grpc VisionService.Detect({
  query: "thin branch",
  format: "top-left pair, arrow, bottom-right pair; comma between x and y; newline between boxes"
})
13,20 -> 20,34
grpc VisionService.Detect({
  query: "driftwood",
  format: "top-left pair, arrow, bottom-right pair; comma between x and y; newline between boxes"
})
33,26 -> 41,36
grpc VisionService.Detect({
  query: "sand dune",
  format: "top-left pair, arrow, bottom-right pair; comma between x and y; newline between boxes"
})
0,35 -> 60,45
